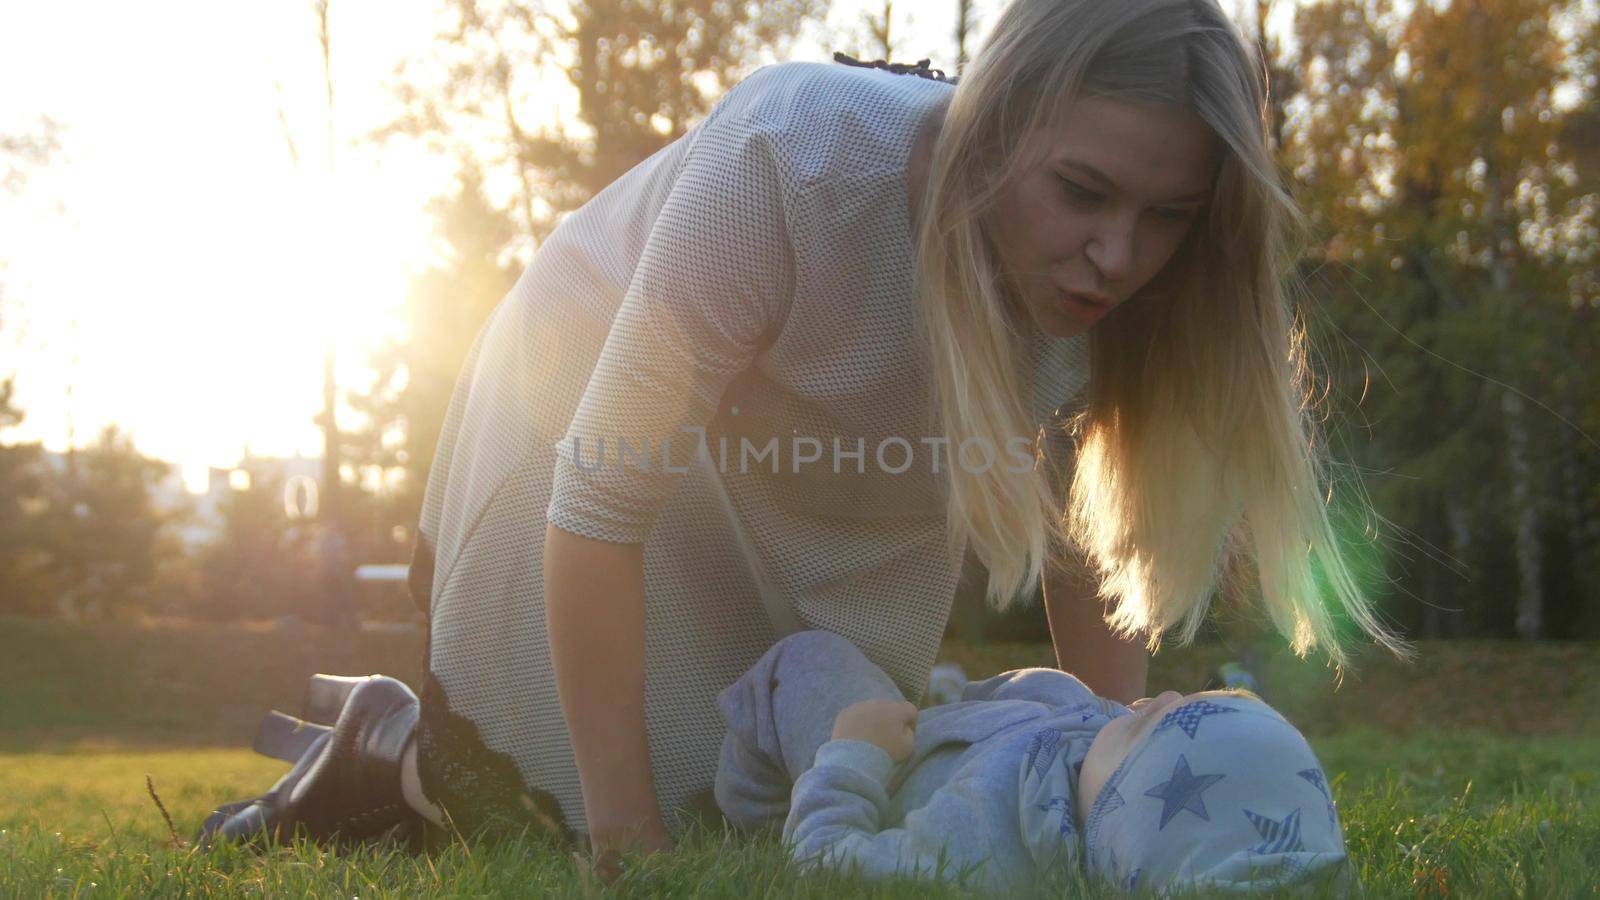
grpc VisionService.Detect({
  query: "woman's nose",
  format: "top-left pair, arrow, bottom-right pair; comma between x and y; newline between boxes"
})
1084,219 -> 1135,283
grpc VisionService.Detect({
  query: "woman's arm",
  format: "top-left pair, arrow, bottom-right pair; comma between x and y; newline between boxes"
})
544,522 -> 673,855
1041,563 -> 1148,704
538,77 -> 795,863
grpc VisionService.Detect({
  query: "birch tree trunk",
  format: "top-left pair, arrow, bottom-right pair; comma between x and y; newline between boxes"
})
1557,397 -> 1592,556
1487,227 -> 1544,640
1484,129 -> 1544,638
1501,387 -> 1543,638
1444,494 -> 1473,637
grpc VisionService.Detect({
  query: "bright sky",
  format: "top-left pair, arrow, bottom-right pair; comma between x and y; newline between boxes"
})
0,0 -> 1273,490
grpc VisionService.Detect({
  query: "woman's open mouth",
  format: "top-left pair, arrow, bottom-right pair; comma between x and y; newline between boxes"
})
1058,289 -> 1110,322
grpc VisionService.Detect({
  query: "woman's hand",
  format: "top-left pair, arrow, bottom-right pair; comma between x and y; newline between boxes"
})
580,816 -> 675,884
831,698 -> 919,762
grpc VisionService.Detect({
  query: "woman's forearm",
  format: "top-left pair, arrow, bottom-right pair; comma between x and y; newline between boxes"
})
1042,564 -> 1149,704
544,523 -> 669,850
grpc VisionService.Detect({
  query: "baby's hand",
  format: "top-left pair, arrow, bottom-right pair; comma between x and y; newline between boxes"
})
831,699 -> 918,763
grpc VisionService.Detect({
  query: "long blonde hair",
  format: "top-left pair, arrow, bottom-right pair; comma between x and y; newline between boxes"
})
916,0 -> 1408,665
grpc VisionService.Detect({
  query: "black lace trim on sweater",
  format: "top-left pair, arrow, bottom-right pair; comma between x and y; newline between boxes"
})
832,51 -> 959,85
407,533 -> 436,619
409,534 -> 568,847
415,667 -> 572,847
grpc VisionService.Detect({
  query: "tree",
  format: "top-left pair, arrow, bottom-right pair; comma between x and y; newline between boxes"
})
953,0 -> 976,76
196,469 -> 320,621
28,427 -> 180,619
376,0 -> 827,247
1284,0 -> 1599,637
0,117 -> 62,615
0,116 -> 61,195
0,378 -> 48,614
345,164 -> 520,544
863,1 -> 899,60
352,0 -> 826,548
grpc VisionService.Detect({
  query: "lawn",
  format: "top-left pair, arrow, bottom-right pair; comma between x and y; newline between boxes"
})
1,617 -> 1596,897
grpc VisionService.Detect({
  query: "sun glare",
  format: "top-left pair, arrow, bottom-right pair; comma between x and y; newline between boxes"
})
0,0 -> 452,477
1,0 -> 968,478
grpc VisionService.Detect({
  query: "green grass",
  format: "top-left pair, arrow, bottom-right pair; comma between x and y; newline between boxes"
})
1,617 -> 1597,897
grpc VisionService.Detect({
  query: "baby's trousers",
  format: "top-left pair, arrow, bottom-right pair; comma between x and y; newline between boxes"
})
714,630 -> 905,830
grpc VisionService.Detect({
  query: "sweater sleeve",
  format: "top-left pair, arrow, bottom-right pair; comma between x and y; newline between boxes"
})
545,86 -> 794,545
784,740 -> 996,885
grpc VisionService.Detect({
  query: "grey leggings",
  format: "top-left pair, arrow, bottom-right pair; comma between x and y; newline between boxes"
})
713,630 -> 906,830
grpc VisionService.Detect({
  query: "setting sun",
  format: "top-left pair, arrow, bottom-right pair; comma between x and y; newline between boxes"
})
1,1 -> 474,473
0,0 -> 980,481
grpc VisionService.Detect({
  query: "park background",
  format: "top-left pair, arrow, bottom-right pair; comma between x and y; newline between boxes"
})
0,0 -> 1597,896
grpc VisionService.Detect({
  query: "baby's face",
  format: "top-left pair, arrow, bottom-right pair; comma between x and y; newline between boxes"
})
1073,689 -> 1237,827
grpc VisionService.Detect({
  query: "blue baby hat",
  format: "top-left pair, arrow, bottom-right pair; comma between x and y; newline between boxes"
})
1082,694 -> 1348,893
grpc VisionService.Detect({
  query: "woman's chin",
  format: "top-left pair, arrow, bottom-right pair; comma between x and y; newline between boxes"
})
1031,307 -> 1091,340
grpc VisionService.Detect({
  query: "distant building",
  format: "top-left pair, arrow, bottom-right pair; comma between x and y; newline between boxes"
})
191,452 -> 327,544
41,448 -> 331,551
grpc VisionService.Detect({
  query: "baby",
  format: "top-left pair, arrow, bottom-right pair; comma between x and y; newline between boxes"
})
715,630 -> 1347,893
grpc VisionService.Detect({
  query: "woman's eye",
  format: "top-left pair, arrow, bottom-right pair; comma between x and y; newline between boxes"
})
1058,177 -> 1102,206
1058,175 -> 1198,223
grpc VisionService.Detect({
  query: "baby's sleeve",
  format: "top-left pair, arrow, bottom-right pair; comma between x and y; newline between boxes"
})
785,740 -> 999,886
545,98 -> 794,544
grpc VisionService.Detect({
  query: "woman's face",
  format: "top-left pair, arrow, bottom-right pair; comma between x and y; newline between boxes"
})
988,95 -> 1220,338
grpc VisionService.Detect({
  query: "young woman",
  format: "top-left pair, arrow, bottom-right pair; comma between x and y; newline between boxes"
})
200,0 -> 1405,865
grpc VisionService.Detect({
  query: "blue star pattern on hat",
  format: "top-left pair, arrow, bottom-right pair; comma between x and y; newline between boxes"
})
1025,727 -> 1062,780
1272,852 -> 1311,883
1036,796 -> 1076,837
1083,697 -> 1347,894
1298,768 -> 1339,828
1244,807 -> 1306,853
1105,848 -> 1143,891
1152,699 -> 1239,739
1297,768 -> 1326,794
1144,754 -> 1226,829
1244,849 -> 1311,885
